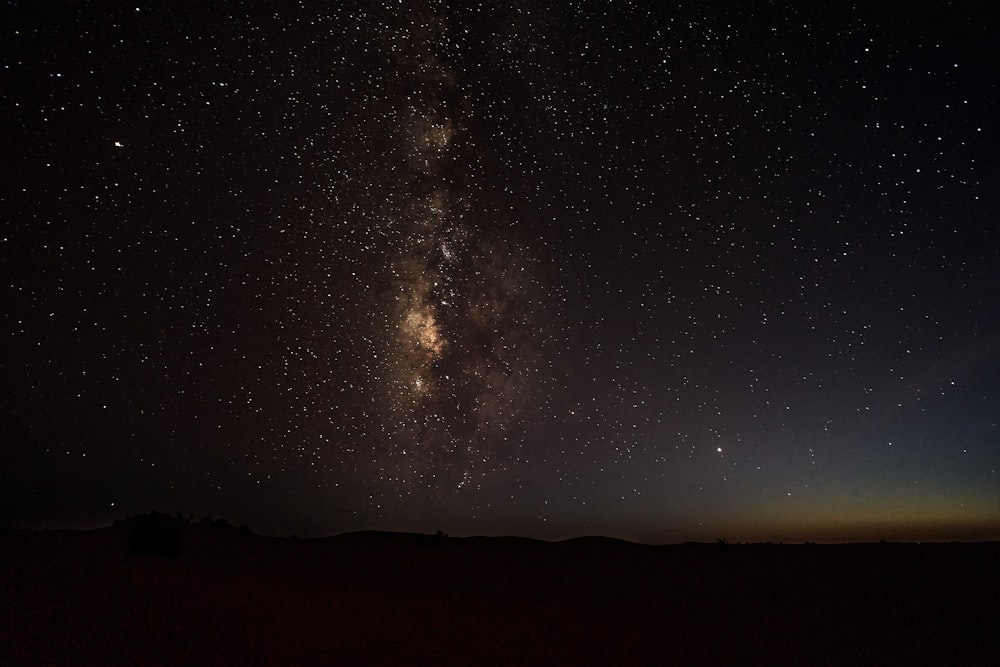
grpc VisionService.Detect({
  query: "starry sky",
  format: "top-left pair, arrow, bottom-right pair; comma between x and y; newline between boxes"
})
3,0 -> 998,543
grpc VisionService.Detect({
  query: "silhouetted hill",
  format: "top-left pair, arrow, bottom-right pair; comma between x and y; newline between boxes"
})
456,534 -> 550,548
558,535 -> 643,548
2,526 -> 998,665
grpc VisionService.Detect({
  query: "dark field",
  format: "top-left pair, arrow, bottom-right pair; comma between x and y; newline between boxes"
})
2,525 -> 998,666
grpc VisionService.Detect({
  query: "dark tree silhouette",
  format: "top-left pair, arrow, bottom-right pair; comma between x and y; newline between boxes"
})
123,511 -> 182,557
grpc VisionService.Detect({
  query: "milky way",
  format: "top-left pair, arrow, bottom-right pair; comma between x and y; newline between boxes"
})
330,2 -> 551,491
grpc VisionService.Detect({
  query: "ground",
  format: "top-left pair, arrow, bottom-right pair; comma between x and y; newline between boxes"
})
2,527 -> 997,665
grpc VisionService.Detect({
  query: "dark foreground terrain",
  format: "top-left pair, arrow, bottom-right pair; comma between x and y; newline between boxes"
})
2,525 -> 998,666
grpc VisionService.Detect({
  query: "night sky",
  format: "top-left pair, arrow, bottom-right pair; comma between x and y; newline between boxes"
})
3,0 -> 998,543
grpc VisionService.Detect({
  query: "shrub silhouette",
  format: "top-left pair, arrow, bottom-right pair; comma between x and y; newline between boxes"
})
199,516 -> 253,536
124,511 -> 182,557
